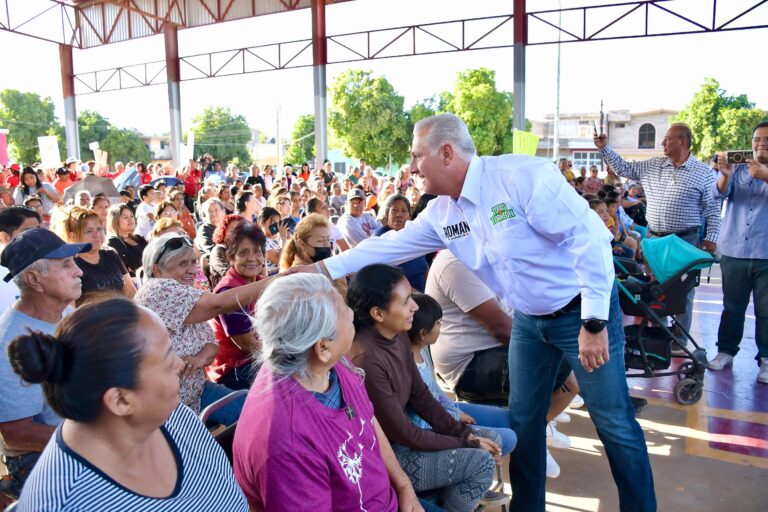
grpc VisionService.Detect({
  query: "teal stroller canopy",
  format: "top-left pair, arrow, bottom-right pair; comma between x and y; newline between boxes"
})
640,235 -> 715,284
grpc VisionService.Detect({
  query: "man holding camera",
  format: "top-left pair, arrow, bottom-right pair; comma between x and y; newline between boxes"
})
710,121 -> 768,384
594,123 -> 721,340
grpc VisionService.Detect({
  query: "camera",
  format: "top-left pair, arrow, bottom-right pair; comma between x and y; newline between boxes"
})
727,150 -> 754,164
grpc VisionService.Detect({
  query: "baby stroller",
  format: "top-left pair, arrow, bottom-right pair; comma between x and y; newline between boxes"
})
615,235 -> 717,405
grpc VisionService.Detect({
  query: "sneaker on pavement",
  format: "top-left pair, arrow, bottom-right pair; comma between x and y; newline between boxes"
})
758,358 -> 768,385
554,412 -> 571,424
546,448 -> 560,478
480,490 -> 510,506
569,394 -> 585,409
546,420 -> 571,450
708,353 -> 734,371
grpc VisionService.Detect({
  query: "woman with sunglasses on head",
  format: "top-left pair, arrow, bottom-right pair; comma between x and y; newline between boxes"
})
134,232 -> 274,425
56,206 -> 135,304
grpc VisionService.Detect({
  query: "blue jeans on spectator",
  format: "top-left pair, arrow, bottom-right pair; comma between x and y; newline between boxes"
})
217,360 -> 257,391
717,255 -> 768,362
507,284 -> 656,512
455,402 -> 517,456
200,381 -> 245,426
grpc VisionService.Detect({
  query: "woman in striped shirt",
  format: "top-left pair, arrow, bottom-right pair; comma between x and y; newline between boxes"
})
6,297 -> 248,511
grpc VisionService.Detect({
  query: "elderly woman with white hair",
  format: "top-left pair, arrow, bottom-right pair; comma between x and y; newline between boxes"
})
134,233 -> 273,425
194,197 -> 224,254
232,274 -> 425,512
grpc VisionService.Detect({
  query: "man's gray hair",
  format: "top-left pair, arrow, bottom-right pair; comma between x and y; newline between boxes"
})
142,233 -> 192,278
414,113 -> 477,160
255,274 -> 340,379
12,258 -> 50,290
200,198 -> 224,222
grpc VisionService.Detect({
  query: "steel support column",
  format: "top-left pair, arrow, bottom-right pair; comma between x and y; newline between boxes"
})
164,24 -> 182,169
59,44 -> 80,160
513,0 -> 527,131
311,0 -> 328,168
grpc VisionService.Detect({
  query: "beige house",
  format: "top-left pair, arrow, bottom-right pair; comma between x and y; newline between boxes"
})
532,109 -> 678,174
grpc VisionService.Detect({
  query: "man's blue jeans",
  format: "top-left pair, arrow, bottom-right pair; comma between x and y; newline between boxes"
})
507,284 -> 656,512
717,255 -> 768,362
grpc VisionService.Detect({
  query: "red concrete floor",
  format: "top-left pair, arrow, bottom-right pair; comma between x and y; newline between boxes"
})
627,264 -> 768,466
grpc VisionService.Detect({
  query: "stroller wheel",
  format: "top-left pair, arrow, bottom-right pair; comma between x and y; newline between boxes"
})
676,362 -> 694,380
674,378 -> 703,405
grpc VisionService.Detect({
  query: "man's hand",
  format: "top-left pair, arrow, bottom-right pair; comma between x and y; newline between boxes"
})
459,412 -> 476,425
747,159 -> 768,182
715,152 -> 734,177
578,326 -> 610,372
701,240 -> 717,254
593,125 -> 608,149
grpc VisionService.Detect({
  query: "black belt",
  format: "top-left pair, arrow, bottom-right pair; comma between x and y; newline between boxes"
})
532,294 -> 581,319
648,226 -> 699,239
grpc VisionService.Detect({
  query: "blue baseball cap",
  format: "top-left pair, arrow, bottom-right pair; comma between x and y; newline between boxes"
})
1,228 -> 90,282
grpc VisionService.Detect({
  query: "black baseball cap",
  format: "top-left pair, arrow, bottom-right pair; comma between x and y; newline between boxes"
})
1,228 -> 91,282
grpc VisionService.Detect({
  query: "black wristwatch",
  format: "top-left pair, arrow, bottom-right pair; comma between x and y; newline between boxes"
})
582,318 -> 607,334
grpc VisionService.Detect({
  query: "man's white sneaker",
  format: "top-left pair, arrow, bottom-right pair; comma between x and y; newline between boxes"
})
708,353 -> 734,371
569,395 -> 585,409
546,448 -> 560,478
554,412 -> 571,424
758,358 -> 768,385
546,421 -> 571,450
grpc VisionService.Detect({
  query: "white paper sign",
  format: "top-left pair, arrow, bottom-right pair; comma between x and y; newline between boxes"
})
38,136 -> 61,169
89,141 -> 99,151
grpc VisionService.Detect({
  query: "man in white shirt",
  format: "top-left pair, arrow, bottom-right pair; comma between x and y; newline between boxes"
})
336,188 -> 381,248
305,114 -> 655,512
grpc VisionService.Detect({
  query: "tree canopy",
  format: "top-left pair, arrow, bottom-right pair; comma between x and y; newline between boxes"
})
672,78 -> 766,158
330,70 -> 410,168
0,89 -> 64,164
190,106 -> 252,164
284,114 -> 315,166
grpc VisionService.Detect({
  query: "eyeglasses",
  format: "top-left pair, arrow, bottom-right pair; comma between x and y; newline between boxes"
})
753,137 -> 768,145
154,236 -> 193,264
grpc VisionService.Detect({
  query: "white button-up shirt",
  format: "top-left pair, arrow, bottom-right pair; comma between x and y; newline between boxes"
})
324,155 -> 615,320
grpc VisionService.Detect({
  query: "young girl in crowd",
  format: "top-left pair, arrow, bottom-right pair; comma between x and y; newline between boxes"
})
407,293 -> 517,458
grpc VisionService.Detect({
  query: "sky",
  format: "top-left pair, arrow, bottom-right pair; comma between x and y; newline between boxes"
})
0,0 -> 766,139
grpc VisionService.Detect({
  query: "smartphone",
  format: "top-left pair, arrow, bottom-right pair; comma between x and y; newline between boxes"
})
592,121 -> 599,137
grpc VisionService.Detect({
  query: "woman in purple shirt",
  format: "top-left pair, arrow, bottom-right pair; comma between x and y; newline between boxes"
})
233,274 -> 424,512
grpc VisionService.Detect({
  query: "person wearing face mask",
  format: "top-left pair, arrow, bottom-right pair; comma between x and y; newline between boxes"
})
375,194 -> 428,292
258,207 -> 289,277
280,213 -> 346,298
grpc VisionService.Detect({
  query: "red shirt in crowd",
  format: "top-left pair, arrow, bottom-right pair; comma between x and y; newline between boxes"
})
184,170 -> 202,197
207,267 -> 258,382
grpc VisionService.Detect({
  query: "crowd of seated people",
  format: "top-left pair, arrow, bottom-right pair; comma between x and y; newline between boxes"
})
0,146 -> 714,511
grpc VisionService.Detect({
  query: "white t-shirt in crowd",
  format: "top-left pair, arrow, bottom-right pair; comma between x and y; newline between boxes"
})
337,212 -> 381,248
426,250 -> 511,389
135,201 -> 155,239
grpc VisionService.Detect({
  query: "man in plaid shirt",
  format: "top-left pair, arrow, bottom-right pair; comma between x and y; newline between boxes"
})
594,123 -> 721,338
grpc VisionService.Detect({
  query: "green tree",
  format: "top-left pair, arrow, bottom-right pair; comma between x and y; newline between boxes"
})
284,114 -> 315,165
329,70 -> 410,168
102,128 -> 151,163
190,106 -> 252,163
0,89 -> 63,164
78,110 -> 113,161
449,68 -> 515,156
673,78 -> 767,158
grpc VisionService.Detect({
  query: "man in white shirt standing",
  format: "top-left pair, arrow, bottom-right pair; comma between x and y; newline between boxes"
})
336,188 -> 381,248
303,114 -> 655,512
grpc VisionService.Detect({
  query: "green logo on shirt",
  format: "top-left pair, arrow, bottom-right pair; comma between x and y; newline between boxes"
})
490,203 -> 515,225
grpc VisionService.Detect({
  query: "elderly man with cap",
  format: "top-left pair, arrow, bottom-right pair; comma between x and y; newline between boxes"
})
336,187 -> 381,248
0,228 -> 89,498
